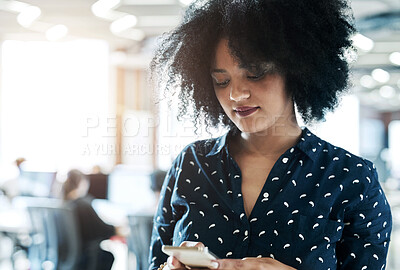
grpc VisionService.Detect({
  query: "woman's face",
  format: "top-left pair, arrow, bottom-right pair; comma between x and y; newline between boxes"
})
211,39 -> 295,135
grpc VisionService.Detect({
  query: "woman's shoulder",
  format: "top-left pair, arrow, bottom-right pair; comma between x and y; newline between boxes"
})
300,128 -> 373,170
310,132 -> 380,193
316,134 -> 375,171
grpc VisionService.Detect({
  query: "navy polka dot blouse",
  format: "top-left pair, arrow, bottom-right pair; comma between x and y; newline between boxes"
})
149,128 -> 392,270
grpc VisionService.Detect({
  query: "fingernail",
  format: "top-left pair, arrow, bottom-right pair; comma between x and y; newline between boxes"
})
210,262 -> 219,269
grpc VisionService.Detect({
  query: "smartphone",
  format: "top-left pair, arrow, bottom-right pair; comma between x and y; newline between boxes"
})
162,245 -> 219,268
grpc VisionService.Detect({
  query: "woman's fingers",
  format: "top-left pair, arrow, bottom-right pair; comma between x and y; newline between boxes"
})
168,242 -> 206,269
179,241 -> 205,248
215,258 -> 296,270
167,256 -> 185,269
216,258 -> 268,269
215,259 -> 246,269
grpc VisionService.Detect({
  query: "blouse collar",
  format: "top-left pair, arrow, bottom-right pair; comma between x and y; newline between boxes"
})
206,127 -> 323,162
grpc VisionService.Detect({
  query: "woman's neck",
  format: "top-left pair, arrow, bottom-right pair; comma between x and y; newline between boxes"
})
234,121 -> 302,158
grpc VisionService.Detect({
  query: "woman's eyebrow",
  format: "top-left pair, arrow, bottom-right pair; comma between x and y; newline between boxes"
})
239,62 -> 276,71
210,68 -> 227,73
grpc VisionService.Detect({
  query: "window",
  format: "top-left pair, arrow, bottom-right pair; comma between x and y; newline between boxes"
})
0,39 -> 113,173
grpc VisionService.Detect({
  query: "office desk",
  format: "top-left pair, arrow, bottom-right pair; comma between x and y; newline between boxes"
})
91,199 -> 155,226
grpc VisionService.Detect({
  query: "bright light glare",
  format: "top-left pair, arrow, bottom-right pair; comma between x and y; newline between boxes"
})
0,40 -> 111,170
91,0 -> 120,18
17,5 -> 41,28
379,85 -> 396,99
309,95 -> 360,155
360,75 -> 376,89
351,33 -> 374,52
46,25 -> 68,41
389,52 -> 400,66
371,68 -> 390,83
5,1 -> 30,13
110,15 -> 137,33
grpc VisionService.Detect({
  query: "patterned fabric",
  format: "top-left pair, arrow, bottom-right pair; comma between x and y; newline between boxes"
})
149,128 -> 392,270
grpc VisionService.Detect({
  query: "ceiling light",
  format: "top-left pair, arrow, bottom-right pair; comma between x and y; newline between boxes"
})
5,1 -> 30,13
379,85 -> 396,99
389,52 -> 400,66
45,25 -> 68,41
91,0 -> 120,18
17,5 -> 41,28
110,15 -> 137,34
351,33 -> 374,52
360,75 -> 376,89
371,68 -> 390,83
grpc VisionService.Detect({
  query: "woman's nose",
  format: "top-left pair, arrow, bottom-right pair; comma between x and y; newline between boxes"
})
229,83 -> 250,101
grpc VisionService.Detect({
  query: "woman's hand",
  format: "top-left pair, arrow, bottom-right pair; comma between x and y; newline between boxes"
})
165,241 -> 218,270
214,257 -> 296,270
165,241 -> 295,270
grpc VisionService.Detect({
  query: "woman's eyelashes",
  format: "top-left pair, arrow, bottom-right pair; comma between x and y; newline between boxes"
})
212,68 -> 273,87
214,79 -> 230,87
246,70 -> 267,81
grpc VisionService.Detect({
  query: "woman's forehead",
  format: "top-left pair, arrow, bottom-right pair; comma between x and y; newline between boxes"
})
212,40 -> 278,73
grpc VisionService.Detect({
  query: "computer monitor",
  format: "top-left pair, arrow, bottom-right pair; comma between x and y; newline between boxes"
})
107,166 -> 155,212
18,170 -> 57,197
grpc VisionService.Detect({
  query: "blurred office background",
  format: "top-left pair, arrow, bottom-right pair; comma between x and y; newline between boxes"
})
0,0 -> 399,269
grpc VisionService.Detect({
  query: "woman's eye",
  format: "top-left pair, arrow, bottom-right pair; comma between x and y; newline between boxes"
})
247,70 -> 267,80
214,80 -> 230,87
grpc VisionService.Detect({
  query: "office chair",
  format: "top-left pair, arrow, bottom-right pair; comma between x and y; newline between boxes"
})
27,198 -> 81,270
127,214 -> 153,270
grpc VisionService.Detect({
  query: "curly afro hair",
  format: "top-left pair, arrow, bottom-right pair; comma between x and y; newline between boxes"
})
150,0 -> 356,131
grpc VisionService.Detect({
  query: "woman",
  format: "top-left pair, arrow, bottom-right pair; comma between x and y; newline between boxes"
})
149,0 -> 392,269
62,169 -> 115,270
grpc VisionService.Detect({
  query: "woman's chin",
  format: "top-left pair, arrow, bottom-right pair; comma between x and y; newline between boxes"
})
235,125 -> 269,135
233,120 -> 274,135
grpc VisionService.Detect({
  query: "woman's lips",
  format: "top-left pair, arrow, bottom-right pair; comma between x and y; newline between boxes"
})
234,106 -> 260,117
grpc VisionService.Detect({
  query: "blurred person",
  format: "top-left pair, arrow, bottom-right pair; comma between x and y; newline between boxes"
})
148,0 -> 392,269
62,169 -> 115,270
